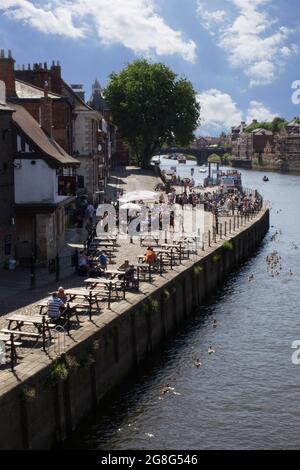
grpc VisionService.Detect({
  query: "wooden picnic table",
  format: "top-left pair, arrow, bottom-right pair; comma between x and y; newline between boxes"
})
0,332 -> 21,370
161,243 -> 190,261
37,300 -> 79,315
84,278 -> 125,308
137,256 -> 164,275
89,241 -> 115,250
37,300 -> 81,334
93,236 -> 117,243
2,314 -> 54,351
93,237 -> 117,248
145,248 -> 180,269
140,236 -> 160,247
136,263 -> 153,282
65,289 -> 101,320
104,269 -> 123,279
87,250 -> 114,263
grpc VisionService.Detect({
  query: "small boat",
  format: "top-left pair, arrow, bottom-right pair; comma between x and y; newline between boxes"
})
199,166 -> 207,173
177,155 -> 186,164
263,176 -> 269,182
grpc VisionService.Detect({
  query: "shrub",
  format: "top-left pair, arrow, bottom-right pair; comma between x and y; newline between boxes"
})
212,254 -> 221,264
223,241 -> 233,251
193,265 -> 203,275
20,386 -> 36,402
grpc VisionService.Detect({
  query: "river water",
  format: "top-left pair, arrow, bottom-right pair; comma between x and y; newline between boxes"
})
65,165 -> 300,450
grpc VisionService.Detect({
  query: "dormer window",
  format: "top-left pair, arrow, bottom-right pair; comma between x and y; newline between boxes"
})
17,134 -> 33,153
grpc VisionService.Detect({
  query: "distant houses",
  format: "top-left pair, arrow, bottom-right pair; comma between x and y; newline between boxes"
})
230,119 -> 300,172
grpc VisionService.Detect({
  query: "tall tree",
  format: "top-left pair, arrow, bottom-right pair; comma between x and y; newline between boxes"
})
104,60 -> 200,167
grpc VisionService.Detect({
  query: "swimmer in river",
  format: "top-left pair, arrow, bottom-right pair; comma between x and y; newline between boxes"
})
162,384 -> 175,394
208,346 -> 215,354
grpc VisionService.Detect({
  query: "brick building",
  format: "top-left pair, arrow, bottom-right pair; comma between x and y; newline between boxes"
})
0,50 -> 80,265
12,101 -> 79,264
231,119 -> 300,171
0,81 -> 16,266
9,57 -> 73,154
231,127 -> 274,163
89,79 -> 129,168
62,82 -> 105,203
1,51 -> 113,201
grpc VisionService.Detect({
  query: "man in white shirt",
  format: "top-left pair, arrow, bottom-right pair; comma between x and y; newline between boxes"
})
47,292 -> 65,320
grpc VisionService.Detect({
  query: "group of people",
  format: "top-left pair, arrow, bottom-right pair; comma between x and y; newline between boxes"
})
47,287 -> 70,321
172,187 -> 262,216
78,249 -> 109,276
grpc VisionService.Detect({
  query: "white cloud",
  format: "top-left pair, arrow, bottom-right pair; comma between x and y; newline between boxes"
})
197,2 -> 227,34
0,0 -> 197,62
246,100 -> 278,123
0,0 -> 86,38
197,89 -> 277,135
197,0 -> 298,86
197,89 -> 243,133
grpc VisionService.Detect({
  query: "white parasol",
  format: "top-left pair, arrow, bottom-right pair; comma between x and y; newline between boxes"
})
120,202 -> 141,211
118,190 -> 158,203
120,202 -> 142,217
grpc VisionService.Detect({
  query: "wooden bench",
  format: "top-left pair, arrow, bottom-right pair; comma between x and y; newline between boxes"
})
0,333 -> 22,370
1,328 -> 41,339
0,333 -> 22,347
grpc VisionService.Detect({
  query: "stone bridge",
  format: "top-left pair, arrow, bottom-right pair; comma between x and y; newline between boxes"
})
161,147 -> 231,165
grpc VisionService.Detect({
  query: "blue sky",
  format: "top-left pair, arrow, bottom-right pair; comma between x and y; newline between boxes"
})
0,0 -> 300,136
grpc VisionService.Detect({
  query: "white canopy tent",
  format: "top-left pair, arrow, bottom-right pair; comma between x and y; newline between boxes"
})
118,190 -> 158,203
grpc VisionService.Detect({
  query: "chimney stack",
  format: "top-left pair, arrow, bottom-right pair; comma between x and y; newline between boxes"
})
50,59 -> 62,94
40,81 -> 53,138
0,49 -> 17,98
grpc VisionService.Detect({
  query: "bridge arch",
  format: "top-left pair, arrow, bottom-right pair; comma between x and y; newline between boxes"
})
160,147 -> 231,165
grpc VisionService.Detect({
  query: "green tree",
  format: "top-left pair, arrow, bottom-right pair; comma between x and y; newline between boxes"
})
208,154 -> 221,163
245,117 -> 287,134
271,117 -> 286,133
104,60 -> 200,167
222,152 -> 232,164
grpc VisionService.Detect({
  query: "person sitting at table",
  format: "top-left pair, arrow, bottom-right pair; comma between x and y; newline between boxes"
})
99,250 -> 108,271
47,292 -> 66,320
118,259 -> 130,271
144,247 -> 157,264
57,286 -> 68,303
78,250 -> 89,276
118,264 -> 137,288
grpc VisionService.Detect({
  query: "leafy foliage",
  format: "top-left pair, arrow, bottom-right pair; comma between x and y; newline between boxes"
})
208,154 -> 221,163
222,152 -> 232,164
20,387 -> 36,402
245,117 -> 287,134
223,241 -> 234,251
105,60 -> 200,167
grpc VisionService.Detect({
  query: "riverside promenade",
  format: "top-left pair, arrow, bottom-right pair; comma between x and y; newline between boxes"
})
0,166 -> 270,450
0,167 -> 164,390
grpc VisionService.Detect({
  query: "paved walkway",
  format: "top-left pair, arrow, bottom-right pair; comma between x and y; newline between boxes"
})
2,165 -> 263,394
0,207 -> 266,394
106,166 -> 160,200
0,167 -> 160,316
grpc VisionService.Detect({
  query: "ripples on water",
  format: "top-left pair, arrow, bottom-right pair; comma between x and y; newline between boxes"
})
65,168 -> 300,450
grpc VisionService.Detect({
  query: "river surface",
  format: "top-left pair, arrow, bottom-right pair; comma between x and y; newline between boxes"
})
64,166 -> 300,450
